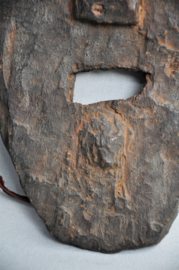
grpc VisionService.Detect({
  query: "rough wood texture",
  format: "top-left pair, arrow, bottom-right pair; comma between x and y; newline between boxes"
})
0,0 -> 179,253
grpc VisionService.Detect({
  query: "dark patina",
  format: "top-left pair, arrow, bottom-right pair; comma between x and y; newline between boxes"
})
0,0 -> 179,253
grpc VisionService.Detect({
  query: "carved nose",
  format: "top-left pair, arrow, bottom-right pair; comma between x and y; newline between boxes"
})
75,0 -> 140,25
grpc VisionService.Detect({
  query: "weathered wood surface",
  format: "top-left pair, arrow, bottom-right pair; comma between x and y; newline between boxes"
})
0,0 -> 179,253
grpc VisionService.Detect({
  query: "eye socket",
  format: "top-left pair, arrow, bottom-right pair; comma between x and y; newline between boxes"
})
73,69 -> 146,105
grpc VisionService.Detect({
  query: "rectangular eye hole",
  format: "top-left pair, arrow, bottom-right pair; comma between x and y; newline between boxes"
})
75,0 -> 140,25
73,69 -> 146,105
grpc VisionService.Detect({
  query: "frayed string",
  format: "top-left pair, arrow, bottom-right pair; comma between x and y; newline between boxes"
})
0,175 -> 30,204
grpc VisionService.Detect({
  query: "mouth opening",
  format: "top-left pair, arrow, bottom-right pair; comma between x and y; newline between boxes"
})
72,69 -> 147,105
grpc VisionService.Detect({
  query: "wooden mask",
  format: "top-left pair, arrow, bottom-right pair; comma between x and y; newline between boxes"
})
0,0 -> 179,253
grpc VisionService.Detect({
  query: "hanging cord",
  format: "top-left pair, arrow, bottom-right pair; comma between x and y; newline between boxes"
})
0,175 -> 30,204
